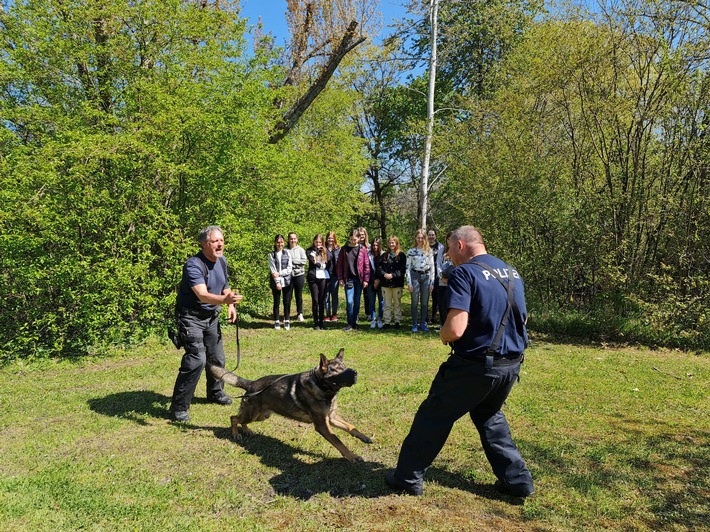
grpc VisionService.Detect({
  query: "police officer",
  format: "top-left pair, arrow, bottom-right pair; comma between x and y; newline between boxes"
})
169,226 -> 242,423
385,225 -> 534,498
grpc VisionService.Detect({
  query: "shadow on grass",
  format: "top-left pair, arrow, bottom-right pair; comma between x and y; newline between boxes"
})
88,390 -> 171,425
198,427 -> 513,501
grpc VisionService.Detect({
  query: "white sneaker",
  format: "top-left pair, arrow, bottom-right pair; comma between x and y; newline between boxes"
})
370,319 -> 377,329
274,321 -> 281,330
377,319 -> 383,329
297,313 -> 304,322
284,321 -> 291,331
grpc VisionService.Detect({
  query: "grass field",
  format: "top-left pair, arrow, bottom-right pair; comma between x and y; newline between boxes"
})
1,315 -> 708,531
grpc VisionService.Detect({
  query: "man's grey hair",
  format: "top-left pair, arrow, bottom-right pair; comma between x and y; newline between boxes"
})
198,225 -> 223,243
450,225 -> 483,246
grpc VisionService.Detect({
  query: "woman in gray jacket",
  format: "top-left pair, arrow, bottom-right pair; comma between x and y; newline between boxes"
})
287,232 -> 308,323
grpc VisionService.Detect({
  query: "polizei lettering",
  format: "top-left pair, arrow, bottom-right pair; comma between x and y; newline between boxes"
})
480,268 -> 520,281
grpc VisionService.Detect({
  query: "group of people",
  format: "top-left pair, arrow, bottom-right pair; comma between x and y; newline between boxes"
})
168,224 -> 534,500
268,227 -> 455,333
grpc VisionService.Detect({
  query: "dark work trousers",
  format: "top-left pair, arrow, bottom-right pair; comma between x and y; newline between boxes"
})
272,283 -> 293,322
393,354 -> 533,495
309,278 -> 327,327
430,278 -> 440,323
291,274 -> 305,316
170,309 -> 226,412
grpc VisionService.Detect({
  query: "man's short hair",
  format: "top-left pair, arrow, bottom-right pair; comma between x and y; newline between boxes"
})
450,225 -> 483,246
198,225 -> 223,243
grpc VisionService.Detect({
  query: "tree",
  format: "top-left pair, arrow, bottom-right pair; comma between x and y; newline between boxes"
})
267,0 -> 377,143
434,0 -> 710,347
0,0 -> 369,359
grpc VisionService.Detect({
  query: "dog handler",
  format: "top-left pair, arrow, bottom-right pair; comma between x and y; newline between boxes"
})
385,225 -> 534,498
169,226 -> 242,423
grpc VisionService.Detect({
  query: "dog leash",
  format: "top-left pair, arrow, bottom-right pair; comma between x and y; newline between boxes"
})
230,303 -> 241,372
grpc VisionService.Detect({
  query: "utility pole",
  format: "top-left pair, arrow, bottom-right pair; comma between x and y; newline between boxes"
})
420,0 -> 438,229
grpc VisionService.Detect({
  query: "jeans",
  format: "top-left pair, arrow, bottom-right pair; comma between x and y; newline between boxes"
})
410,270 -> 430,326
325,276 -> 339,317
367,282 -> 384,320
344,278 -> 363,327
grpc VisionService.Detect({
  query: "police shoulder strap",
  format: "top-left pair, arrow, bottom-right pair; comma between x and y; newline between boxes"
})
469,260 -> 520,356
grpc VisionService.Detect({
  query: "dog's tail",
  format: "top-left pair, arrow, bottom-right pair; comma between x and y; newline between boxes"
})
207,365 -> 251,390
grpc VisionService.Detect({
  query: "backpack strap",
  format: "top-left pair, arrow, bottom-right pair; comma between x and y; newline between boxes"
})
197,255 -> 229,287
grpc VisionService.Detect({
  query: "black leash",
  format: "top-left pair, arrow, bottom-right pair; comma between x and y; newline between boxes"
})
230,303 -> 241,372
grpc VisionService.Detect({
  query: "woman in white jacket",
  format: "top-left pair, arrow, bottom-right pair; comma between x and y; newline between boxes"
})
268,234 -> 293,330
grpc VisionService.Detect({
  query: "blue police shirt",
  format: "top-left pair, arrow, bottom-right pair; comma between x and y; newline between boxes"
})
447,254 -> 528,358
175,251 -> 229,312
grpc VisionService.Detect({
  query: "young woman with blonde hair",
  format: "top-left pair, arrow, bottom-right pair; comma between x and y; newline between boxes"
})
406,229 -> 435,332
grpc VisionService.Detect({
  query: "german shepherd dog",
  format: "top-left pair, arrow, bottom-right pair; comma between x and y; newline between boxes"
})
208,348 -> 372,462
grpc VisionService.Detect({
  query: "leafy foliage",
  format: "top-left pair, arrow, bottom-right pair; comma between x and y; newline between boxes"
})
0,0 -> 368,359
430,1 -> 710,349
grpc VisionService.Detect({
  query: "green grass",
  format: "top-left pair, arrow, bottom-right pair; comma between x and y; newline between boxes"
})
1,317 -> 708,531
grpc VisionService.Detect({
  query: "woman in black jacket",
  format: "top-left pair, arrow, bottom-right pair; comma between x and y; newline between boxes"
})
377,235 -> 407,328
306,234 -> 333,330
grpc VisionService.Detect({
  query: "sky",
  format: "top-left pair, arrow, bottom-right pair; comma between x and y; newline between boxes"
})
238,0 -> 408,47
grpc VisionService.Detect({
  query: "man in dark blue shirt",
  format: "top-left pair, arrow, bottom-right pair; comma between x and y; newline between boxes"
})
386,225 -> 534,498
169,226 -> 243,423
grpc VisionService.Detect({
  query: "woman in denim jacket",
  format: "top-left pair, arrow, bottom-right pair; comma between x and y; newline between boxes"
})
406,229 -> 435,332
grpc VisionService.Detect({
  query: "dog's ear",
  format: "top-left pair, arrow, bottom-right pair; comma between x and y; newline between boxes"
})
336,348 -> 345,361
319,353 -> 329,371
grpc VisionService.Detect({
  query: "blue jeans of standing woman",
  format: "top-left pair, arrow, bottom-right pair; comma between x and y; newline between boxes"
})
410,270 -> 430,327
325,275 -> 340,318
344,278 -> 363,327
367,283 -> 384,321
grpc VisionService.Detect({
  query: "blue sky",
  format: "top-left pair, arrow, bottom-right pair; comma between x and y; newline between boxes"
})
239,0 -> 408,46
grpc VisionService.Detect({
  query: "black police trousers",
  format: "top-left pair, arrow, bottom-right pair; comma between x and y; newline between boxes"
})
394,353 -> 534,495
170,308 -> 226,413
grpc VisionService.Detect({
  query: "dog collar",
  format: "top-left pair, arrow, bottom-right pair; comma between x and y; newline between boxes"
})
310,368 -> 339,393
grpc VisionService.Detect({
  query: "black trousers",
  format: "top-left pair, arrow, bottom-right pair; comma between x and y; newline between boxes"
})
309,278 -> 327,326
431,279 -> 440,322
393,353 -> 533,495
291,274 -> 305,315
170,309 -> 226,412
438,285 -> 450,325
272,283 -> 293,322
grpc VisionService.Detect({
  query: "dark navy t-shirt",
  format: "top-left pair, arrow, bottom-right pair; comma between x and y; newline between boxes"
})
175,251 -> 229,312
447,254 -> 528,358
